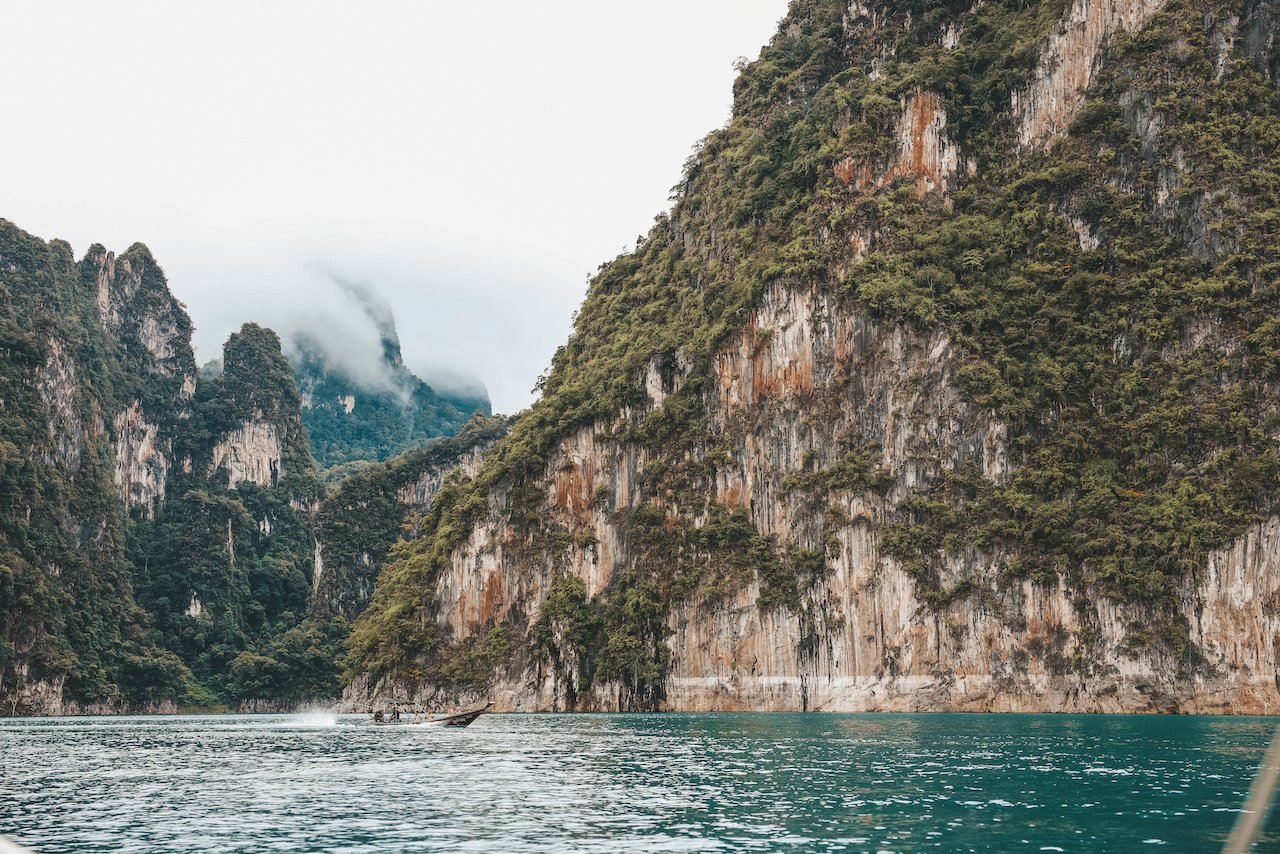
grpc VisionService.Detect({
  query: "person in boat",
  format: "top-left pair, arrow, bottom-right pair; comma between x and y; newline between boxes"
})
373,709 -> 384,723
391,708 -> 400,722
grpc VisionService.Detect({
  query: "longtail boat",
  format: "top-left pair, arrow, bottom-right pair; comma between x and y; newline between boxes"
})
370,701 -> 493,728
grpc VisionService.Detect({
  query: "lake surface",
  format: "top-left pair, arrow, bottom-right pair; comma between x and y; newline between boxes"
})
1,712 -> 1277,852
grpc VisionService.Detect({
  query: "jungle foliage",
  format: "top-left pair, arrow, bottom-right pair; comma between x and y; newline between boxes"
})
123,323 -> 334,706
0,224 -> 199,708
311,414 -> 510,621
2,228 -> 345,709
290,329 -> 490,470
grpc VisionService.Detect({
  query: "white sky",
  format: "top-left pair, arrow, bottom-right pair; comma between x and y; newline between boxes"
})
2,1 -> 788,412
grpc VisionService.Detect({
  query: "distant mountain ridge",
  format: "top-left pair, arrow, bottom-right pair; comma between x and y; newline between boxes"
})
290,329 -> 490,470
284,286 -> 490,469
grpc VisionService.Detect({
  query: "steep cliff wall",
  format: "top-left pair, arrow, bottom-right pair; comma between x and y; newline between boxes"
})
210,418 -> 282,488
1,225 -> 338,713
114,403 -> 168,513
346,0 -> 1280,714
312,416 -> 509,621
3,215 -> 496,713
0,224 -> 196,712
1013,0 -> 1170,148
86,244 -> 197,517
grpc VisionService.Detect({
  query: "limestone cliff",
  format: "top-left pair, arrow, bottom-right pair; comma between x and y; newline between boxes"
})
346,0 -> 1280,714
88,243 -> 198,517
1,228 -> 325,713
210,418 -> 283,488
126,321 -> 332,710
0,224 -> 196,712
1,222 -> 485,714
312,415 -> 510,621
1012,0 -> 1170,148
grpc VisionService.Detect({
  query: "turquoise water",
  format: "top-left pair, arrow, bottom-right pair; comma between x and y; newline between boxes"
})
0,713 -> 1276,852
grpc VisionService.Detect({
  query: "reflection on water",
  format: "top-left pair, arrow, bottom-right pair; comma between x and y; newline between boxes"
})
0,712 -> 1277,852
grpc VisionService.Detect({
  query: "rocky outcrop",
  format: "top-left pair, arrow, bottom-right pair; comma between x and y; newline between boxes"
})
288,302 -> 492,469
34,339 -> 87,471
88,243 -> 196,516
113,403 -> 168,516
396,444 -> 489,506
436,279 -> 1006,667
344,0 -> 1280,716
835,89 -> 960,198
210,418 -> 283,488
1013,0 -> 1169,148
87,244 -> 195,381
5,223 -> 431,714
1,222 -> 205,714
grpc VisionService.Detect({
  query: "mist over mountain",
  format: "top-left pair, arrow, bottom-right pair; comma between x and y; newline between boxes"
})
280,277 -> 491,468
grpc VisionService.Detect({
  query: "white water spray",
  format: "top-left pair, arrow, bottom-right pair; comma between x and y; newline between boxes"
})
290,710 -> 338,727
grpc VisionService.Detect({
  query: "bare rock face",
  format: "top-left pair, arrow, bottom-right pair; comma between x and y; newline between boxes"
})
1013,0 -> 1169,148
113,403 -> 168,516
835,89 -> 960,198
396,444 -> 489,506
390,284 -> 1008,712
35,339 -> 87,471
1244,0 -> 1277,78
210,418 -> 283,488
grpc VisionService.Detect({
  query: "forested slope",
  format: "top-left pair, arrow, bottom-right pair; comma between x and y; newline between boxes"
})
0,222 -> 497,713
346,0 -> 1280,714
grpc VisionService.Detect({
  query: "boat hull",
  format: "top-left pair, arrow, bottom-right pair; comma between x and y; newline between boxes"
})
370,702 -> 493,728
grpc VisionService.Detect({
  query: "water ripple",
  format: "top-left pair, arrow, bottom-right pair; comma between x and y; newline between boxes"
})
1,713 -> 1277,852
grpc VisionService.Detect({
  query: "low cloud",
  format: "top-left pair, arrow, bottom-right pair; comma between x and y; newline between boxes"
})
276,272 -> 493,408
275,274 -> 409,398
331,277 -> 398,350
414,363 -> 489,401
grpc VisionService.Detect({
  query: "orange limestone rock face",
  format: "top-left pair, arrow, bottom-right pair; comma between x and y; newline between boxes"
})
1012,0 -> 1169,148
887,90 -> 960,196
834,89 -> 960,198
341,0 -> 1280,718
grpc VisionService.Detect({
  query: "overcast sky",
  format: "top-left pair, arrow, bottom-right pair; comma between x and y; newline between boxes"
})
3,1 -> 788,412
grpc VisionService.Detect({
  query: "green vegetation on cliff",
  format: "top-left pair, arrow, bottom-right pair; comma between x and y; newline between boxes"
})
348,0 -> 1280,702
0,217 -> 502,711
862,0 -> 1280,614
312,414 -> 510,621
126,323 -> 337,706
0,226 -> 338,710
0,222 -> 197,708
290,321 -> 490,470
